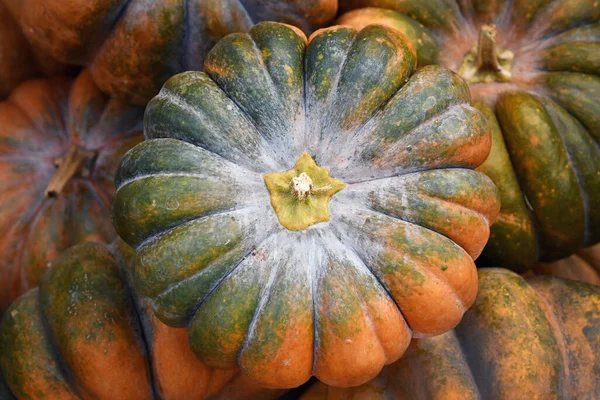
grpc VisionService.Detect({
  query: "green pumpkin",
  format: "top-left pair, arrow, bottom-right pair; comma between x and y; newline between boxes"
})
0,241 -> 283,400
113,22 -> 500,388
338,0 -> 600,271
302,268 -> 600,399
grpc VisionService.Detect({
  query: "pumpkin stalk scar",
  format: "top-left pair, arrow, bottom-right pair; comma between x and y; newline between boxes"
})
458,24 -> 514,84
45,144 -> 98,198
290,172 -> 313,200
264,152 -> 345,230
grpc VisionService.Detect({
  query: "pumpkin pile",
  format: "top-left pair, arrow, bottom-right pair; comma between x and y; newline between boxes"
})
0,1 -> 598,399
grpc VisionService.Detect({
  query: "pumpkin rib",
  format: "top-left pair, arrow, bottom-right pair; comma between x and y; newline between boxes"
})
529,283 -> 573,396
156,227 -> 278,314
13,198 -> 50,291
135,206 -> 269,256
333,219 -> 469,333
314,27 -> 358,146
82,179 -> 112,213
7,79 -> 71,142
335,234 -> 411,332
336,104 -> 489,182
34,287 -> 87,399
236,251 -> 285,369
336,96 -> 471,172
540,98 -> 598,245
160,81 -> 284,172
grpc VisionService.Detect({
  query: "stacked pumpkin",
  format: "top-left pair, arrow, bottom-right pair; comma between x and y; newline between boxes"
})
337,0 -> 600,271
1,0 -> 599,399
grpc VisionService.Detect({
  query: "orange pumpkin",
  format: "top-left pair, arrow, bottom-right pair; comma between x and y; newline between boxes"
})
5,0 -> 338,104
0,1 -> 67,99
0,70 -> 143,310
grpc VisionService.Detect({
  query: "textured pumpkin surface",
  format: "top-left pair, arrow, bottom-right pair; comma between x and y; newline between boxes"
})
338,0 -> 600,271
4,0 -> 337,104
0,70 -> 143,311
0,241 -> 283,400
0,1 -> 67,99
302,268 -> 600,399
534,243 -> 600,286
113,22 -> 500,388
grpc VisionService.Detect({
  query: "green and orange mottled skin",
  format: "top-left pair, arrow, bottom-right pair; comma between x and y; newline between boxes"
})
0,1 -> 68,99
7,0 -> 338,104
337,0 -> 600,271
0,241 -> 284,400
0,70 -> 144,311
302,268 -> 600,399
113,22 -> 500,388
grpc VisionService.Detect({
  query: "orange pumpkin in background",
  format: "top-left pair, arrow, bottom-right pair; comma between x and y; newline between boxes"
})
0,1 -> 67,99
3,0 -> 338,104
0,70 -> 143,311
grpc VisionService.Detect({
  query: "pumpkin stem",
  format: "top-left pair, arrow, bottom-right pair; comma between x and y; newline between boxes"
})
458,24 -> 514,84
290,172 -> 313,200
45,145 -> 96,198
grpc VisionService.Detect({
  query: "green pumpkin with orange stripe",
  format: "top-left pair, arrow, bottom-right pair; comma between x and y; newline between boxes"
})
338,0 -> 600,271
112,22 -> 501,388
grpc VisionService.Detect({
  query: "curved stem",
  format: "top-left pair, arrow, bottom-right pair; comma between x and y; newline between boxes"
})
457,24 -> 514,84
477,25 -> 502,73
45,145 -> 93,198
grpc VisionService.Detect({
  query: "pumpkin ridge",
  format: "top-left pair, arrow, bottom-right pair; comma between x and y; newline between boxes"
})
529,284 -> 573,396
82,179 -> 112,212
314,28 -> 359,150
185,70 -> 287,170
13,197 -> 47,292
333,234 -> 410,331
135,206 -> 268,256
34,288 -> 86,399
7,79 -> 72,141
236,249 -> 284,366
363,192 -> 490,258
79,0 -> 134,66
334,99 -> 469,184
540,99 -> 594,243
334,219 -> 471,336
155,225 -> 279,308
145,94 -> 282,172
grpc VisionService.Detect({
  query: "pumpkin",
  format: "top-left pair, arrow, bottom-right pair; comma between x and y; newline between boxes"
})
112,22 -> 500,388
302,268 -> 600,399
0,240 -> 283,400
337,0 -> 600,271
534,243 -> 600,286
0,69 -> 143,311
0,1 -> 67,99
3,0 -> 338,104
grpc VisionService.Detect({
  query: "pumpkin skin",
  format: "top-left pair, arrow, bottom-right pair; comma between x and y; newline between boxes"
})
4,0 -> 337,105
0,1 -> 67,99
337,1 -> 600,271
113,22 -> 500,388
302,268 -> 600,399
534,243 -> 600,286
0,241 -> 283,400
0,70 -> 144,311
